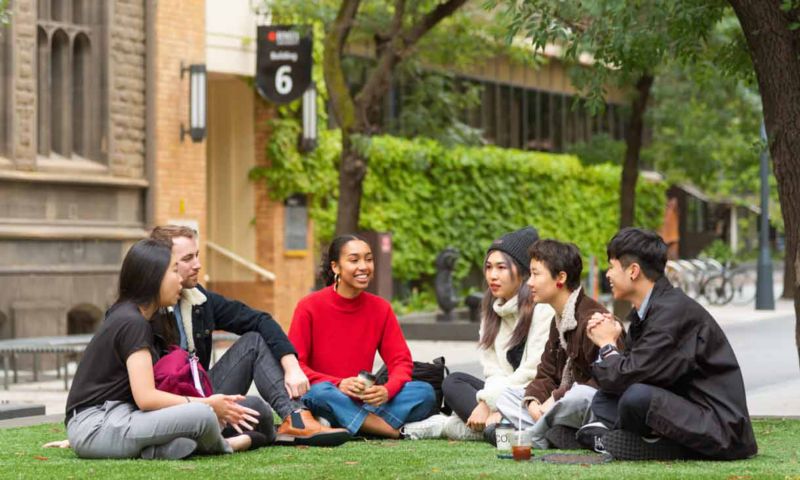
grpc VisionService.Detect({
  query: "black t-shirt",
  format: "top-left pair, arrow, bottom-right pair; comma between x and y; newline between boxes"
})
66,301 -> 156,415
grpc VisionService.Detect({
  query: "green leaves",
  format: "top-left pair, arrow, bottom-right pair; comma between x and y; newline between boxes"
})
254,122 -> 665,284
500,0 -> 730,106
0,0 -> 10,24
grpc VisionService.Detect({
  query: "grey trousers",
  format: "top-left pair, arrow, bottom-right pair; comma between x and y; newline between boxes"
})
210,332 -> 303,420
66,400 -> 232,459
496,384 -> 597,449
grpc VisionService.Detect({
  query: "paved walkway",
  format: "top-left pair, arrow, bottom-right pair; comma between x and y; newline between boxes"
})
0,297 -> 797,428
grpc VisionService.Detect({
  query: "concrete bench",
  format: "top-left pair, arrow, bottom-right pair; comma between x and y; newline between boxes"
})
0,332 -> 242,391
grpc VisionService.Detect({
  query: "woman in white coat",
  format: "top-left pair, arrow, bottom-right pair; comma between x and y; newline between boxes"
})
402,227 -> 554,441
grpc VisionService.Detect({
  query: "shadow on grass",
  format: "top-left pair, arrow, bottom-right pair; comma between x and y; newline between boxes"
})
0,419 -> 797,479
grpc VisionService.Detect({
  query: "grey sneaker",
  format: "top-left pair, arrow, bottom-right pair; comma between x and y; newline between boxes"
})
401,414 -> 448,440
140,438 -> 197,460
442,415 -> 483,441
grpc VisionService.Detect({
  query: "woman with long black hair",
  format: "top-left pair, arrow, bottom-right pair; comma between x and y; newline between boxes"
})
403,227 -> 555,441
65,239 -> 267,459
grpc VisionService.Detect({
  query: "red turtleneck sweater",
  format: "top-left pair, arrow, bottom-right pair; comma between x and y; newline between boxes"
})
288,285 -> 412,399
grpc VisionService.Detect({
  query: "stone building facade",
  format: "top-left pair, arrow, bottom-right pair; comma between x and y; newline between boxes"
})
0,0 -> 315,344
0,0 -> 148,340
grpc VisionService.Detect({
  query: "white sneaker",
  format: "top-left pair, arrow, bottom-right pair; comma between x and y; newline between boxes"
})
401,414 -> 449,440
442,415 -> 483,441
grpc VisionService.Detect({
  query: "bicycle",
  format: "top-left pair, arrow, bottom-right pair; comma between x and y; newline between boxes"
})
701,263 -> 756,306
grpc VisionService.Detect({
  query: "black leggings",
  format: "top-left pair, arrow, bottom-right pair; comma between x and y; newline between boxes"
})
442,372 -> 485,422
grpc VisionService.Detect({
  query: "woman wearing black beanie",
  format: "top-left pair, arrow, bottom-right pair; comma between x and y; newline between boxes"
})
401,227 -> 555,442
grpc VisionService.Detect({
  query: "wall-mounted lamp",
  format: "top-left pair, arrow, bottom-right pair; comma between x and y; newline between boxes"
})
180,62 -> 207,143
299,86 -> 317,153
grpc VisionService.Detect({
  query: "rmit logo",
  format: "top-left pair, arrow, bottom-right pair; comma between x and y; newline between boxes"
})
267,30 -> 300,46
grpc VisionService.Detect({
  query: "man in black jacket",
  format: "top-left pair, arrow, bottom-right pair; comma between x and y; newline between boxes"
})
581,227 -> 757,460
151,226 -> 349,447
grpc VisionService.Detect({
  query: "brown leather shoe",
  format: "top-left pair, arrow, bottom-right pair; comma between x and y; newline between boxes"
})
275,410 -> 351,447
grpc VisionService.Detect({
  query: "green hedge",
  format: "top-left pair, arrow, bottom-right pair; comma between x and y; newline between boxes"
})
251,128 -> 666,283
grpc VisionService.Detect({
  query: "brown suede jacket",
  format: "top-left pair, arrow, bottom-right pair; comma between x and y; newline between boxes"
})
523,288 -> 622,404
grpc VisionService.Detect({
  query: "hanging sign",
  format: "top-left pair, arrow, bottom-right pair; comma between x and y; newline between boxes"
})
256,25 -> 312,104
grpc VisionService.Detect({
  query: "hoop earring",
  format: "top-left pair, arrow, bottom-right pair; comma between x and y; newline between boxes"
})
334,273 -> 340,288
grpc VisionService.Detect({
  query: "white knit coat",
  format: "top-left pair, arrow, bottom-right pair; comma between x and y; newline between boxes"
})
475,297 -> 555,410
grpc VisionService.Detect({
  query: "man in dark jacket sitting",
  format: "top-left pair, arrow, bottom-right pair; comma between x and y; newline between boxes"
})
151,225 -> 349,447
581,227 -> 757,461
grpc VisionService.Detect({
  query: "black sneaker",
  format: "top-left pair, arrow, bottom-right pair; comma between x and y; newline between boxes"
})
544,425 -> 582,450
603,429 -> 689,461
576,422 -> 610,453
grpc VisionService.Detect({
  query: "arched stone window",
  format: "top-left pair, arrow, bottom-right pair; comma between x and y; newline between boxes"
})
36,26 -> 50,156
51,29 -> 70,156
73,33 -> 91,158
36,1 -> 106,162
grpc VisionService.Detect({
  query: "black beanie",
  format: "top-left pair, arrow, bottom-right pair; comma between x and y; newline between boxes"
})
487,226 -> 540,273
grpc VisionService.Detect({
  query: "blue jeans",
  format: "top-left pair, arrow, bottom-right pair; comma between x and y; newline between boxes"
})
301,381 -> 437,435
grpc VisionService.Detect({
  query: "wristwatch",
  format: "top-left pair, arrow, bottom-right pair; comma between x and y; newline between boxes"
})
598,343 -> 617,360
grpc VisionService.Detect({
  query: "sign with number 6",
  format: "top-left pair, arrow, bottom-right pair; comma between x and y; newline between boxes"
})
256,25 -> 312,104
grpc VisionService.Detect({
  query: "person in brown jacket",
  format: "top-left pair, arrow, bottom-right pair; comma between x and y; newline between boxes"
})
496,239 -> 622,449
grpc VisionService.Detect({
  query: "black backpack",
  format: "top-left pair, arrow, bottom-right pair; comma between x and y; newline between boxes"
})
375,357 -> 450,414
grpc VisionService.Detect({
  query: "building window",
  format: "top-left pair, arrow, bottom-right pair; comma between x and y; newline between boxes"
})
36,1 -> 106,162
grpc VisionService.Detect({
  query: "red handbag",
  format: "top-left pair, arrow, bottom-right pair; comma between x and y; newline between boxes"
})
153,346 -> 213,397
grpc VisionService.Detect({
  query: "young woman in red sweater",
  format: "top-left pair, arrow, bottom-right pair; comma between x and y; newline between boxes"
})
288,235 -> 437,438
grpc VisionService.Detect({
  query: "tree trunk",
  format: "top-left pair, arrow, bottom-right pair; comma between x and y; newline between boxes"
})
335,132 -> 367,235
613,74 -> 654,317
728,0 -> 800,369
323,0 -> 468,236
619,74 -> 654,229
783,252 -> 795,299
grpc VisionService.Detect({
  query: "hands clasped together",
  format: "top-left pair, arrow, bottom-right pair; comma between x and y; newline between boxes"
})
586,311 -> 623,347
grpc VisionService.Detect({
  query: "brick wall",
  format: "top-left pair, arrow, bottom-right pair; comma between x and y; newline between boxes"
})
152,0 -> 207,265
253,94 -> 315,329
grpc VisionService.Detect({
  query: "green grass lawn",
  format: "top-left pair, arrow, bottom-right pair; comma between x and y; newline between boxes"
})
0,419 -> 797,479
